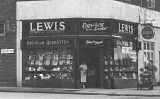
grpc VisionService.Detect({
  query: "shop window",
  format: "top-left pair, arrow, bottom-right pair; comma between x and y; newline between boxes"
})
147,0 -> 155,9
104,39 -> 137,80
0,23 -> 5,36
23,39 -> 74,86
143,41 -> 155,66
144,42 -> 147,50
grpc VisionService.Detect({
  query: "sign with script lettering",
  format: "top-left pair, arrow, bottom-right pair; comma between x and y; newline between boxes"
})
80,20 -> 111,33
82,22 -> 108,31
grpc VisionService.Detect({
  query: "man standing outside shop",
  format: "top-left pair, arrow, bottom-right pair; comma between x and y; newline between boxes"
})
80,61 -> 88,88
146,60 -> 157,89
139,60 -> 157,90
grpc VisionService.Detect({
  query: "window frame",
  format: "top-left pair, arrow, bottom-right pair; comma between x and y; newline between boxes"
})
143,41 -> 155,66
147,0 -> 155,9
0,23 -> 6,36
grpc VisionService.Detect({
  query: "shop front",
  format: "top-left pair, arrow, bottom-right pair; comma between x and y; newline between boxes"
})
21,18 -> 138,88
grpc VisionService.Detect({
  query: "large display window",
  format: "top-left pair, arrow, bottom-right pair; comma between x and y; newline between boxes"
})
104,39 -> 137,88
21,19 -> 138,88
22,39 -> 75,88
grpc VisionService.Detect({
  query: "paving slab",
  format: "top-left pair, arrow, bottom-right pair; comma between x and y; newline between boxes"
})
0,87 -> 160,96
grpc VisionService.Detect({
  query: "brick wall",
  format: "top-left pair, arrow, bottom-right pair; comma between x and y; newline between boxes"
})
0,0 -> 16,86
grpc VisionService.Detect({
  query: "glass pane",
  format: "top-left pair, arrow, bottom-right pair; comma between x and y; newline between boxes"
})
23,39 -> 74,81
151,42 -> 154,50
147,52 -> 150,60
151,52 -> 154,60
0,24 -> 4,34
147,42 -> 150,50
144,42 -> 147,50
111,39 -> 137,80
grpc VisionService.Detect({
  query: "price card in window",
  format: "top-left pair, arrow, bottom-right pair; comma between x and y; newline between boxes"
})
1,49 -> 15,54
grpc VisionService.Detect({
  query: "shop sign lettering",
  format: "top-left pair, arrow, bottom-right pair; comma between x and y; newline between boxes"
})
82,22 -> 108,32
86,40 -> 103,45
26,40 -> 70,46
118,23 -> 134,34
29,21 -> 66,33
1,49 -> 15,54
46,40 -> 70,45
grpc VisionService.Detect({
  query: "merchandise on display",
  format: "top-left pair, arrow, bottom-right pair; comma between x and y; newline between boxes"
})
104,39 -> 137,80
24,46 -> 73,81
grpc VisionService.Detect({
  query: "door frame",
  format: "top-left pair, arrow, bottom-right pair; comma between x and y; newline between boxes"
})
76,38 -> 104,88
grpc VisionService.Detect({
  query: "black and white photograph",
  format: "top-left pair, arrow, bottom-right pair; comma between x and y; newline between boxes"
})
0,0 -> 160,99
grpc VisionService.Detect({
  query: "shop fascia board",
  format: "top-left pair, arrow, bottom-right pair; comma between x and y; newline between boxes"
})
17,0 -> 160,27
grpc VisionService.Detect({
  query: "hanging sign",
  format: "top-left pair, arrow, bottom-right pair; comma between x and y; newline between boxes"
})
142,25 -> 154,39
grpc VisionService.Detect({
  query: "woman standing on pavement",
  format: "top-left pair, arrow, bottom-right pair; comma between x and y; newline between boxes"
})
79,61 -> 88,88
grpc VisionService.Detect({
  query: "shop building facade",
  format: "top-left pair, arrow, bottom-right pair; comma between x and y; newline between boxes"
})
138,24 -> 160,83
20,19 -> 138,88
17,0 -> 160,88
0,0 -> 16,87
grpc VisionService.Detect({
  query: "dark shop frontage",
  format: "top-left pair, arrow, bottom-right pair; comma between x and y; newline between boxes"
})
21,18 -> 138,89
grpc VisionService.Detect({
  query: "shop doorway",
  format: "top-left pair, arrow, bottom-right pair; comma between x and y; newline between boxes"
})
79,39 -> 103,88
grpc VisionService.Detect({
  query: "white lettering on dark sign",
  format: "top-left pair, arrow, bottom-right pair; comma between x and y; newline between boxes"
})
29,21 -> 66,32
82,22 -> 108,31
26,40 -> 70,46
86,40 -> 103,45
118,23 -> 134,34
1,49 -> 15,54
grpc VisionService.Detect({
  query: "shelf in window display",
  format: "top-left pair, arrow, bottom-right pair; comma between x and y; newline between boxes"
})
104,76 -> 136,80
27,59 -> 73,66
104,67 -> 136,71
24,70 -> 73,73
24,73 -> 73,81
25,67 -> 73,72
104,64 -> 136,67
25,64 -> 73,68
25,66 -> 73,73
24,78 -> 74,81
105,71 -> 137,73
26,44 -> 73,49
113,78 -> 137,80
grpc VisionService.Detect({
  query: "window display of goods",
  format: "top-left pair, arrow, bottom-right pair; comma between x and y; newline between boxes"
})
37,73 -> 52,80
51,67 -> 61,71
25,67 -> 36,72
43,53 -> 52,66
24,46 -> 74,81
37,66 -> 46,71
104,54 -> 137,80
51,53 -> 59,66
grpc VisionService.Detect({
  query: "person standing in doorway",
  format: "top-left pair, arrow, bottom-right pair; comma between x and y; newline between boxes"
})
80,61 -> 88,88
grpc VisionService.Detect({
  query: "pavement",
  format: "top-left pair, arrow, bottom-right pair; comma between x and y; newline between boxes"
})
0,86 -> 160,96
